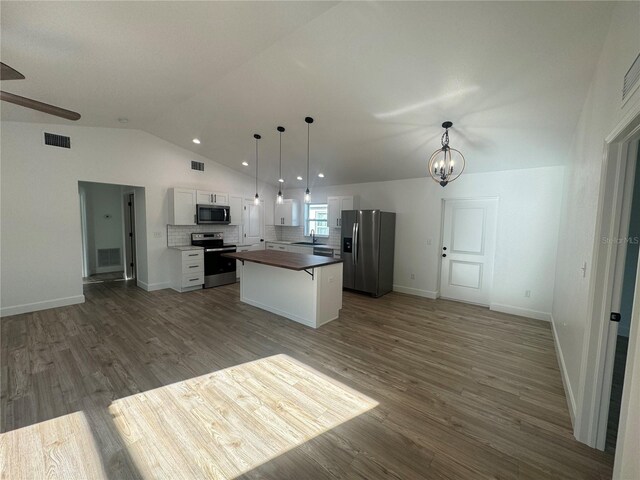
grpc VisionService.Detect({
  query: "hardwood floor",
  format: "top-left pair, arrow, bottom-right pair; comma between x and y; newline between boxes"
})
1,281 -> 613,479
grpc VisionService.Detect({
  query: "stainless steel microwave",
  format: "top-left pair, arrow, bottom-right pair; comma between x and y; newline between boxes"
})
196,204 -> 230,224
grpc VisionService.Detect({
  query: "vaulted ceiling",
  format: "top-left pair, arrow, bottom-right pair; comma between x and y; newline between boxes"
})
1,1 -> 614,186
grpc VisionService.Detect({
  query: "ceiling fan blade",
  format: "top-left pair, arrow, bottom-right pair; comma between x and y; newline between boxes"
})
0,91 -> 81,121
0,63 -> 25,81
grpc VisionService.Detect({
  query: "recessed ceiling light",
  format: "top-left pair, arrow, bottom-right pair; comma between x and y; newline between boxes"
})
242,161 -> 249,166
278,178 -> 284,183
192,138 -> 201,144
297,176 -> 303,181
118,117 -> 128,124
318,173 -> 325,178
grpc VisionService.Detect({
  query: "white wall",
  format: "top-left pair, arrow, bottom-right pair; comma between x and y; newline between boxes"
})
285,165 -> 564,320
0,122 -> 275,316
550,1 -> 640,431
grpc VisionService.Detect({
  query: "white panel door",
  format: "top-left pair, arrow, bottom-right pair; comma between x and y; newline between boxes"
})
440,198 -> 498,306
243,198 -> 262,245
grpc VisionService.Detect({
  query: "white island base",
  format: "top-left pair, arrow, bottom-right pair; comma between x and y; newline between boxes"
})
238,261 -> 343,328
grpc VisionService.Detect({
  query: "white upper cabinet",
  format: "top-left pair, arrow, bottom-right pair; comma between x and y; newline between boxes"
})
328,196 -> 358,228
228,195 -> 242,226
274,199 -> 299,226
169,188 -> 197,225
213,192 -> 229,205
196,190 -> 229,205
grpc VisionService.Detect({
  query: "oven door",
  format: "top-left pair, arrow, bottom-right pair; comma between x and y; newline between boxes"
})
203,247 -> 237,287
197,205 -> 230,224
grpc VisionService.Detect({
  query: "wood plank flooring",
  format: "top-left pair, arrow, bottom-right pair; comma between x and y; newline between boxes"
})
1,281 -> 613,479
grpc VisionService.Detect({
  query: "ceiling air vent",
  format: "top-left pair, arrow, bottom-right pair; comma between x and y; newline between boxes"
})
191,160 -> 204,171
44,132 -> 71,149
623,53 -> 640,102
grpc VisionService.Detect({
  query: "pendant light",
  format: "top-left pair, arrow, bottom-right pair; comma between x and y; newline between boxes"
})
253,133 -> 261,205
304,116 -> 314,203
428,121 -> 466,187
276,126 -> 285,205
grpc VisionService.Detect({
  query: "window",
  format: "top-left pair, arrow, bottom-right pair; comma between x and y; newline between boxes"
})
305,203 -> 329,237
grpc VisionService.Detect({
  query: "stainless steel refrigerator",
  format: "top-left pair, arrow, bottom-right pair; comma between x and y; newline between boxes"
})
341,210 -> 396,297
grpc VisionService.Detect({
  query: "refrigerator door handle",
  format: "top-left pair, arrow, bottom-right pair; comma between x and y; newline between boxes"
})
354,222 -> 359,265
352,222 -> 357,265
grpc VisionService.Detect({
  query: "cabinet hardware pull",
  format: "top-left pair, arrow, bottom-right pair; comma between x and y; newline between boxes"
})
188,265 -> 198,268
189,278 -> 199,281
188,253 -> 198,256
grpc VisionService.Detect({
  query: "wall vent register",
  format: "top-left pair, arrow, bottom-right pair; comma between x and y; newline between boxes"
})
191,160 -> 205,171
43,132 -> 71,149
623,52 -> 640,101
97,248 -> 121,267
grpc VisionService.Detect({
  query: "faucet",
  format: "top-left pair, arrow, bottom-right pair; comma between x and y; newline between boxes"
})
310,229 -> 317,244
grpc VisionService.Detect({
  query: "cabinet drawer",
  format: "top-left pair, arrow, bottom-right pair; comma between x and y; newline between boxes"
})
182,273 -> 204,287
266,244 -> 277,250
182,260 -> 203,274
182,250 -> 203,260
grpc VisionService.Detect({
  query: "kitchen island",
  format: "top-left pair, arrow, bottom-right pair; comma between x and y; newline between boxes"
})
222,250 -> 343,328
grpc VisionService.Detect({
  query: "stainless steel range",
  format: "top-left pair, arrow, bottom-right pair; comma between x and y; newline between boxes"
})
191,233 -> 237,288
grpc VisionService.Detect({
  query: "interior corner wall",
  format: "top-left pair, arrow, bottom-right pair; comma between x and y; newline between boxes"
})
285,164 -> 564,320
0,122 -> 275,317
549,0 -> 640,441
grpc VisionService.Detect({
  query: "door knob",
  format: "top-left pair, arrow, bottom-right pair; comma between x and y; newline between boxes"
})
442,254 -> 447,257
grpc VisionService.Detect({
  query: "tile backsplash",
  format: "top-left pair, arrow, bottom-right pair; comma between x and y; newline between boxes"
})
276,226 -> 341,248
167,225 -> 239,247
167,224 -> 277,247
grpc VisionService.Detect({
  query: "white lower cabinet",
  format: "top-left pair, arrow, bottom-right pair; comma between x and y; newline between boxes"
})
287,245 -> 309,254
170,249 -> 204,292
265,242 -> 338,256
266,242 -> 288,252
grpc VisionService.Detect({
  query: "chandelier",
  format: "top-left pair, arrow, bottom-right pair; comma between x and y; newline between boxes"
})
428,121 -> 465,187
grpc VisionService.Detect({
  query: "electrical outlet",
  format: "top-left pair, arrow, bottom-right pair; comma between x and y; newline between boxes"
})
153,231 -> 162,239
525,290 -> 531,298
426,238 -> 432,246
410,273 -> 415,280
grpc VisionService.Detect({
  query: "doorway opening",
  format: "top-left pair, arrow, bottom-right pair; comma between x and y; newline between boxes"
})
577,108 -> 640,463
78,181 -> 141,285
604,141 -> 640,453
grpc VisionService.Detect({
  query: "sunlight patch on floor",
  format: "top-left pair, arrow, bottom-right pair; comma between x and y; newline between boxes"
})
110,354 -> 378,479
0,410 -> 107,479
2,354 -> 377,479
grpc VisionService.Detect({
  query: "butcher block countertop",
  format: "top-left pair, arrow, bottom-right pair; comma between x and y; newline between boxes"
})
223,250 -> 343,271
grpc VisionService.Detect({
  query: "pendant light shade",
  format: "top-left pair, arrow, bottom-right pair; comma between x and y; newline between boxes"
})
276,126 -> 285,205
428,121 -> 465,187
253,134 -> 261,205
304,116 -> 314,203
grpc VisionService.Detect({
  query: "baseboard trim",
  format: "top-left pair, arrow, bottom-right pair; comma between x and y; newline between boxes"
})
551,314 -> 577,426
241,297 -> 317,329
490,303 -> 552,322
0,295 -> 85,318
136,280 -> 170,292
392,285 -> 439,299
